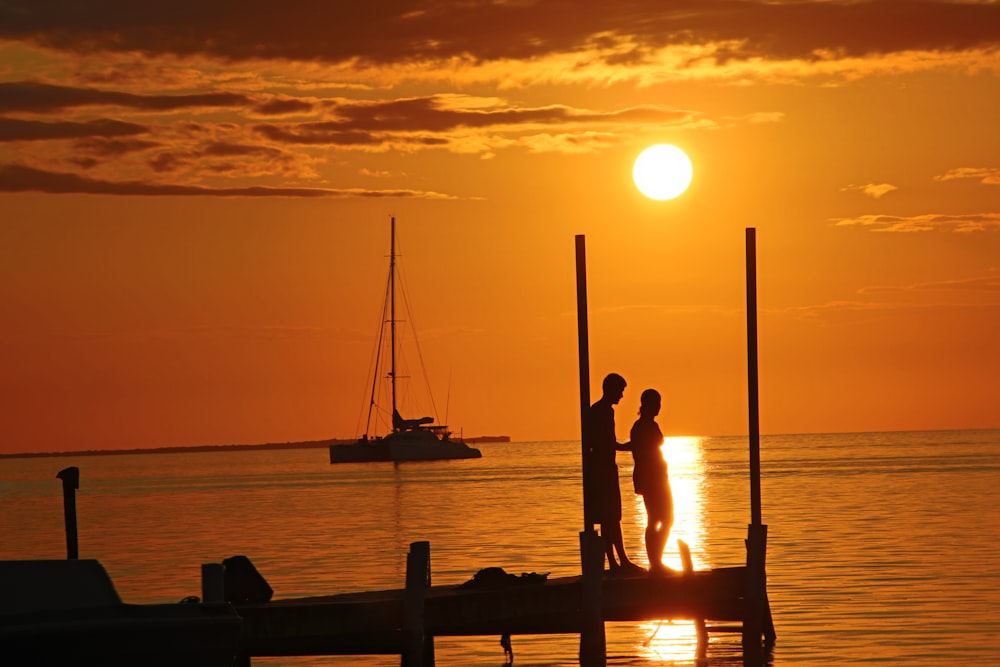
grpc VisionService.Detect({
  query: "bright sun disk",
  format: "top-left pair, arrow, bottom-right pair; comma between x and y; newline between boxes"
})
633,144 -> 693,201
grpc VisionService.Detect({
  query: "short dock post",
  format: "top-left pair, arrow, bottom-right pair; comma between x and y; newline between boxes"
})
742,524 -> 771,662
202,563 -> 226,603
56,467 -> 80,559
403,541 -> 433,667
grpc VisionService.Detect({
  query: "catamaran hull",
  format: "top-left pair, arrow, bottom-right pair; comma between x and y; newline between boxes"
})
329,435 -> 482,463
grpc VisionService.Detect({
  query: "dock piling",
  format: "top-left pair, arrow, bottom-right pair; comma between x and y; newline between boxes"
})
578,530 -> 606,667
403,540 -> 434,667
56,466 -> 79,559
742,523 -> 772,663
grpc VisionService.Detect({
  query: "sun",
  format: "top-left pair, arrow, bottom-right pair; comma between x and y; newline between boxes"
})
633,144 -> 693,201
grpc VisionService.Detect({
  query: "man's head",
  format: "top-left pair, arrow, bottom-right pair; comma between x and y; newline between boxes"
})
602,373 -> 627,404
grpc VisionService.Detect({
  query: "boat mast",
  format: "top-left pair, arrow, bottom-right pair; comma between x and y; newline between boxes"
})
390,216 -> 398,431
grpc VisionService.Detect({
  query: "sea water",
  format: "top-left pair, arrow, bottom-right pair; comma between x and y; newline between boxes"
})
2,430 -> 999,665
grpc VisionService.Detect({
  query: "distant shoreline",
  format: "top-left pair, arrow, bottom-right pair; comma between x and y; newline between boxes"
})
0,435 -> 511,460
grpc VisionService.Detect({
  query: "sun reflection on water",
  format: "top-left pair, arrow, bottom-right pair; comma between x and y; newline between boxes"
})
638,619 -> 701,663
623,435 -> 708,662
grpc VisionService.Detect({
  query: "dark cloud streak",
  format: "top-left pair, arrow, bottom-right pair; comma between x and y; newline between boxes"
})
73,137 -> 160,157
0,163 -> 456,198
254,98 -> 315,115
0,81 -> 250,113
0,117 -> 147,141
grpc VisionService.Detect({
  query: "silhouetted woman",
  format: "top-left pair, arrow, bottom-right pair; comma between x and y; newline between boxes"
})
630,388 -> 673,575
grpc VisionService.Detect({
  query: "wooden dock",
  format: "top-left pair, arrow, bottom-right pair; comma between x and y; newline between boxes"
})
226,539 -> 772,665
235,570 -> 749,655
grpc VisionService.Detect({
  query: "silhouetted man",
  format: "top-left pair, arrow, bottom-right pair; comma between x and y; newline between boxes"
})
587,373 -> 642,574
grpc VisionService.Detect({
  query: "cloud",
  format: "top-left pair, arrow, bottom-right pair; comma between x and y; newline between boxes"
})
2,324 -> 373,345
841,182 -> 898,199
934,167 -> 1000,185
0,117 -> 148,141
145,141 -> 304,178
253,96 -> 696,149
519,131 -> 619,155
777,273 -> 1000,323
253,97 -> 315,116
0,164 -> 459,198
254,124 -> 384,147
73,137 -> 160,157
832,212 -> 1000,233
859,275 -> 1000,295
2,1 -> 996,67
773,272 -> 1000,323
775,296 -> 1000,325
315,97 -> 692,133
738,111 -> 785,125
0,81 -> 251,113
359,167 -> 395,178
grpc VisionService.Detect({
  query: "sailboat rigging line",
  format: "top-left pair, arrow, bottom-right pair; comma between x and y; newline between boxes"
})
396,263 -> 440,426
389,215 -> 397,426
444,368 -> 452,430
358,261 -> 393,439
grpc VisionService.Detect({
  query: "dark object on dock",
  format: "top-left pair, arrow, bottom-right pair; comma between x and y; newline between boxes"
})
459,567 -> 549,590
0,559 -> 241,667
223,555 -> 274,604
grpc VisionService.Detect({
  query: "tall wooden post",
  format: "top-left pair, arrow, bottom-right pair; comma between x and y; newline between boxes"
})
743,228 -> 775,663
575,234 -> 606,667
576,234 -> 594,531
746,228 -> 762,528
56,467 -> 79,559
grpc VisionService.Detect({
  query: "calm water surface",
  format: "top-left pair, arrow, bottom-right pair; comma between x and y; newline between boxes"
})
2,430 -> 999,665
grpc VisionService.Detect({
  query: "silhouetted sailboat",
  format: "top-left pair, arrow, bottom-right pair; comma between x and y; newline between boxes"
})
329,218 -> 481,463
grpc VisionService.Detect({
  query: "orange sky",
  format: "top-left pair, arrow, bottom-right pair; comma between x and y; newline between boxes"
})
1,1 -> 998,453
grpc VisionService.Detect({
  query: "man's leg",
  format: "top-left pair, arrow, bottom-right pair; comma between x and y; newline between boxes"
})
600,522 -> 620,569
